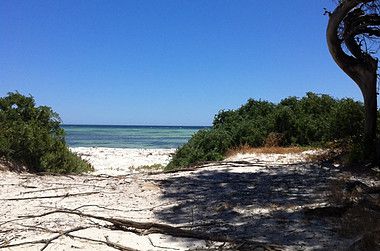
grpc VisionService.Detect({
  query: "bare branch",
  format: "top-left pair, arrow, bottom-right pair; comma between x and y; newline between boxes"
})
1,191 -> 100,201
0,226 -> 88,250
16,208 -> 276,248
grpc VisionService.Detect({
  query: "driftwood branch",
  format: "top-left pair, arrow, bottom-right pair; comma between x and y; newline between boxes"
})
2,207 -> 278,250
0,226 -> 88,250
73,202 -> 174,212
65,234 -> 139,251
2,191 -> 99,201
21,186 -> 82,194
19,209 -> 233,243
17,208 -> 273,248
104,236 -> 139,251
147,235 -> 180,250
40,226 -> 87,251
0,224 -> 139,251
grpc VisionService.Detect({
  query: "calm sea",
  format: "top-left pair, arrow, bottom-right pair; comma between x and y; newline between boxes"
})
62,125 -> 206,149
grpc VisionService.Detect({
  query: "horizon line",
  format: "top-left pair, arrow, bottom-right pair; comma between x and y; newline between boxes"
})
61,123 -> 211,128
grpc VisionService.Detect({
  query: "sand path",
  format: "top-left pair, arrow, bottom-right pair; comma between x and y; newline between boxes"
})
0,150 -> 378,250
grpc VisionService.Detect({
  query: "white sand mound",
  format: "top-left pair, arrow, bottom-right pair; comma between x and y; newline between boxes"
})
71,147 -> 175,175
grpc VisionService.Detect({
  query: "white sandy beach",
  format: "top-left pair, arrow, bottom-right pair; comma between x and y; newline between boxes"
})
70,147 -> 319,176
70,147 -> 176,175
0,148 -> 378,250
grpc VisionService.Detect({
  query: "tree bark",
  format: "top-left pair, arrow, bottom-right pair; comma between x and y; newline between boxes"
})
360,68 -> 377,159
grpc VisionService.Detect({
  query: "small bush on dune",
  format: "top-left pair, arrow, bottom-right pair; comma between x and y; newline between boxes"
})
40,141 -> 92,173
0,92 -> 92,173
166,92 -> 365,171
166,128 -> 232,170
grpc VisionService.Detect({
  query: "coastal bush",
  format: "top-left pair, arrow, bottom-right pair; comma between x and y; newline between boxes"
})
166,128 -> 232,170
0,92 -> 93,173
166,92 -> 365,170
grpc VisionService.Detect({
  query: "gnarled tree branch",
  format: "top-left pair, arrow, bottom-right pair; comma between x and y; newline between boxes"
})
327,0 -> 379,162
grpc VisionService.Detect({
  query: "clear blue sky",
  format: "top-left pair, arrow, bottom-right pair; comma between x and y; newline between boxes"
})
0,0 -> 366,126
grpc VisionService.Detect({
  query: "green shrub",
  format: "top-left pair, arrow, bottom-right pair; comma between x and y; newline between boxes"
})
166,92 -> 366,170
272,106 -> 296,145
328,98 -> 364,140
231,120 -> 267,147
166,128 -> 232,170
0,92 -> 93,173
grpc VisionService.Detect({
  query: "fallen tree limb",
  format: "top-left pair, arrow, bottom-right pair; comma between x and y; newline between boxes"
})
0,226 -> 88,250
44,182 -> 107,189
18,208 -> 270,246
19,209 -> 232,242
35,172 -> 76,180
21,186 -> 80,194
40,226 -> 87,251
0,225 -> 138,251
151,159 -> 305,175
65,234 -> 139,251
104,236 -> 139,251
148,160 -> 256,175
2,191 -> 99,201
73,201 -> 173,212
147,235 -> 180,250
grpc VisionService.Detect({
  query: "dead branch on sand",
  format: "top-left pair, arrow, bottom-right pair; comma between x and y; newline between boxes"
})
1,208 -> 282,250
0,226 -> 88,250
18,208 -> 234,243
1,191 -> 100,201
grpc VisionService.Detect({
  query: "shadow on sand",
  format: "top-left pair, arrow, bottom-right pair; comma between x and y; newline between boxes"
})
153,161 -> 348,249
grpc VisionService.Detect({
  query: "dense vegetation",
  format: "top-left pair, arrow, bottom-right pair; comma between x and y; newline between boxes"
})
166,92 -> 367,170
0,92 -> 93,173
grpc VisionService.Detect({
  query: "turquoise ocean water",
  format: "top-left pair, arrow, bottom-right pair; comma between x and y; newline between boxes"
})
62,125 -> 206,149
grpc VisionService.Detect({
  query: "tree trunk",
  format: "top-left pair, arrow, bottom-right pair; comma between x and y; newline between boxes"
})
326,0 -> 379,163
359,70 -> 377,161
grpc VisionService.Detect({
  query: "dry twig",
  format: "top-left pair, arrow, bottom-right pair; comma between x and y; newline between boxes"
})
2,191 -> 100,201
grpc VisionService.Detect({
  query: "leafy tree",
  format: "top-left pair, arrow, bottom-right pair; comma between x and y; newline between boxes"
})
0,92 -> 93,173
